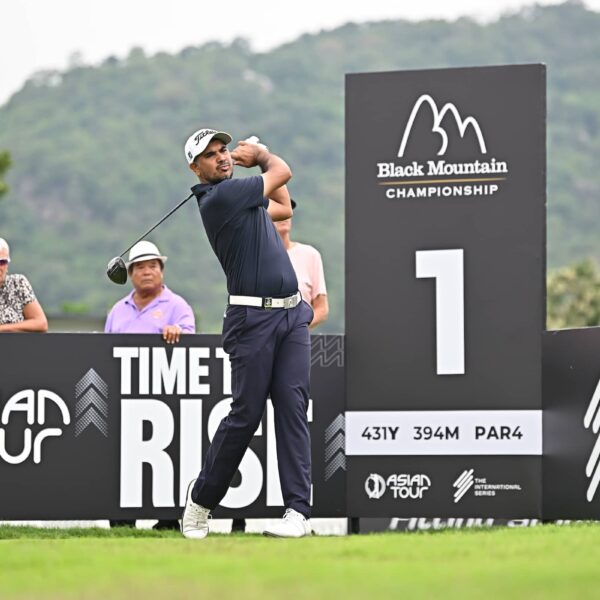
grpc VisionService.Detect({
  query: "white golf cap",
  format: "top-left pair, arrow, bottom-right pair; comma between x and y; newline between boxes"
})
126,241 -> 168,268
184,128 -> 232,164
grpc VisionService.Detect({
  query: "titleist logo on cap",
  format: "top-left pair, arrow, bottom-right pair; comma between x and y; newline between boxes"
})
194,129 -> 217,145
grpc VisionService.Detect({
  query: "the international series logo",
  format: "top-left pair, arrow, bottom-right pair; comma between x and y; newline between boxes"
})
453,469 -> 475,503
452,468 -> 522,503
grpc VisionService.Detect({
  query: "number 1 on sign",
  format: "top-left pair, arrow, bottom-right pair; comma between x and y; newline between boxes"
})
415,249 -> 465,375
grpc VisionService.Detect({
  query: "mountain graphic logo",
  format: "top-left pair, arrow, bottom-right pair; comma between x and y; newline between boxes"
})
398,94 -> 487,158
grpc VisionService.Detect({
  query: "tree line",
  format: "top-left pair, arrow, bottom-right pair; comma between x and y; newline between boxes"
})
0,2 -> 599,332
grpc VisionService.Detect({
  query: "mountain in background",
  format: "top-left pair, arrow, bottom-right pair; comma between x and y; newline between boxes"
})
0,1 -> 599,332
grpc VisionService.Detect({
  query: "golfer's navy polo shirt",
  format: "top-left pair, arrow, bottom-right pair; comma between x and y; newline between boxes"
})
192,176 -> 298,297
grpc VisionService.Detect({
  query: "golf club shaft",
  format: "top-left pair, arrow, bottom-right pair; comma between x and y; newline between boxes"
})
119,192 -> 194,258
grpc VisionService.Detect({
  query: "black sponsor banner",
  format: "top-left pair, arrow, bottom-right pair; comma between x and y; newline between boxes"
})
346,65 -> 546,517
543,328 -> 600,519
0,333 -> 345,519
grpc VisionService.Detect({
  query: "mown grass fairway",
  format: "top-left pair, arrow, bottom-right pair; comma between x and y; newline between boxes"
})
1,523 -> 599,599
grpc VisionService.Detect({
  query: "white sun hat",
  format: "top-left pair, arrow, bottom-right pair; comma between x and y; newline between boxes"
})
126,241 -> 168,268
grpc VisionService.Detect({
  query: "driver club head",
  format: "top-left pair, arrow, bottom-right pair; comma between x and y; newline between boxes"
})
106,256 -> 128,285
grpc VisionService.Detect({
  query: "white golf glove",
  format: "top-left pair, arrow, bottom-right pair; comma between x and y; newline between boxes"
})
244,135 -> 269,152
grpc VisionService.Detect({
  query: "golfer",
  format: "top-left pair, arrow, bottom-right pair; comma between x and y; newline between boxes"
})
181,129 -> 313,539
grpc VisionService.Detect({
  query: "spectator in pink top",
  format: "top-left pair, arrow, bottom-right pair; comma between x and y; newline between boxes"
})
105,239 -> 195,530
274,199 -> 329,329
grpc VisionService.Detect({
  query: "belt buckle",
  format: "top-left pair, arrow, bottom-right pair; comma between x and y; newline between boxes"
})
263,297 -> 273,310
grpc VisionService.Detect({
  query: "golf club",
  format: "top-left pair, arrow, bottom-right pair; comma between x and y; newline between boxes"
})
106,192 -> 194,284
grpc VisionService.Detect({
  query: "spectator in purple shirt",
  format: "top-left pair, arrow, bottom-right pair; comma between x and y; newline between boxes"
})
105,240 -> 195,342
105,240 -> 196,530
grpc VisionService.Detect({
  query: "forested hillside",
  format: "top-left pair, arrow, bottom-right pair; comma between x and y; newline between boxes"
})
0,1 -> 599,332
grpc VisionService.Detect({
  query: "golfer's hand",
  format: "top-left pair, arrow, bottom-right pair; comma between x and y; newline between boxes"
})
162,324 -> 182,344
231,140 -> 267,168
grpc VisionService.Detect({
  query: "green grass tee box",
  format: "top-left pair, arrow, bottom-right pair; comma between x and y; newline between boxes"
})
1,523 -> 600,599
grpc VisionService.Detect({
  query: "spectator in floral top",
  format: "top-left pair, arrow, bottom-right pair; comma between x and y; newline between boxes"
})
0,237 -> 48,333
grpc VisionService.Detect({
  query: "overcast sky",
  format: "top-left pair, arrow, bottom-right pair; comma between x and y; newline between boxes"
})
1,0 -> 599,105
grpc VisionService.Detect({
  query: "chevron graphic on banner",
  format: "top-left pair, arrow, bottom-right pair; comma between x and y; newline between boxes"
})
75,388 -> 108,419
325,413 -> 345,442
324,413 -> 346,481
75,368 -> 108,398
75,408 -> 108,437
325,432 -> 344,462
311,336 -> 344,368
75,369 -> 108,438
583,376 -> 600,502
325,453 -> 346,482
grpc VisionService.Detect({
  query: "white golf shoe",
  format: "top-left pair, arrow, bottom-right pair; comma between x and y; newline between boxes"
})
181,479 -> 210,539
263,508 -> 312,538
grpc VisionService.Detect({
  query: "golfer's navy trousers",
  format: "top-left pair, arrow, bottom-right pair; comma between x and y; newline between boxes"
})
192,300 -> 313,518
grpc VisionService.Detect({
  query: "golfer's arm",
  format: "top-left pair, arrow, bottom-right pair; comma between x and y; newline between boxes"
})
0,301 -> 48,333
267,185 -> 293,222
257,150 -> 292,220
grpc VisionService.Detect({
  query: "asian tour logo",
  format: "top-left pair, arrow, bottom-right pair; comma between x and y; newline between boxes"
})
365,472 -> 431,500
377,93 -> 509,200
0,389 -> 70,464
365,473 -> 387,499
583,376 -> 600,502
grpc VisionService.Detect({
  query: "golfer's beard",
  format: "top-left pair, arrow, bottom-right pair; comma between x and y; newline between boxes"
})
206,169 -> 234,184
